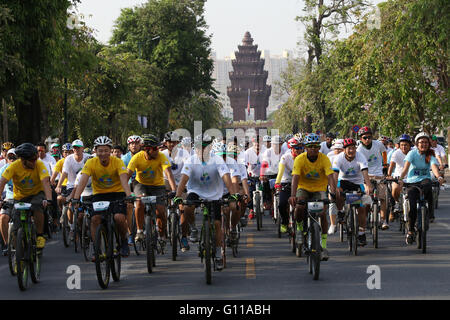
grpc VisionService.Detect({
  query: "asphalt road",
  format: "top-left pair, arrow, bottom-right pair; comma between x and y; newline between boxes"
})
1,188 -> 450,300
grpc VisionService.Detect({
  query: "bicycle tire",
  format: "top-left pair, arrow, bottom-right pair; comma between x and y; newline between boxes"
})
347,209 -> 353,253
170,212 -> 178,261
30,223 -> 40,283
372,204 -> 379,248
81,214 -> 91,262
255,192 -> 262,231
94,224 -> 110,289
275,195 -> 281,238
62,206 -> 70,248
421,206 -> 427,254
73,210 -> 79,253
352,207 -> 358,256
221,214 -> 227,269
204,218 -> 212,285
8,224 -> 17,276
145,215 -> 154,273
16,227 -> 30,291
111,228 -> 121,282
339,221 -> 344,242
290,217 -> 296,254
311,222 -> 321,280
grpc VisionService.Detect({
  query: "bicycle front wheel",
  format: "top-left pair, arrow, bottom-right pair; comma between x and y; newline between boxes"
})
421,206 -> 428,254
62,207 -> 70,248
145,215 -> 155,273
111,228 -> 121,282
372,204 -> 379,248
16,228 -> 30,291
352,208 -> 358,256
94,225 -> 110,289
203,219 -> 212,285
8,225 -> 17,276
255,193 -> 262,231
81,215 -> 92,262
73,211 -> 79,253
170,212 -> 178,261
311,222 -> 321,280
30,223 -> 41,284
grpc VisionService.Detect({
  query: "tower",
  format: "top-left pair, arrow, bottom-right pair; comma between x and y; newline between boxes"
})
227,32 -> 271,121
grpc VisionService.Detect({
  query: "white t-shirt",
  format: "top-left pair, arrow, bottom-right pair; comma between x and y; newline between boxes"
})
261,147 -> 282,176
390,149 -> 409,178
236,155 -> 248,181
62,153 -> 91,189
245,147 -> 262,177
356,140 -> 386,176
279,150 -> 295,183
281,142 -> 289,155
320,141 -> 332,155
327,150 -> 341,166
181,153 -> 230,201
75,171 -> 93,197
162,147 -> 190,184
39,154 -> 57,177
432,144 -> 446,160
222,156 -> 241,195
332,152 -> 368,185
0,159 -> 6,168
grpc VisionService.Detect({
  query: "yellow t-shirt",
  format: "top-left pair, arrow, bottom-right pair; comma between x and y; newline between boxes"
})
127,151 -> 171,186
1,159 -> 50,200
54,158 -> 68,186
81,156 -> 128,195
292,153 -> 334,192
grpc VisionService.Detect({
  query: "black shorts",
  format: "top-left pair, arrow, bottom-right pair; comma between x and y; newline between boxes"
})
134,184 -> 166,206
338,180 -> 364,193
186,193 -> 222,221
91,192 -> 126,215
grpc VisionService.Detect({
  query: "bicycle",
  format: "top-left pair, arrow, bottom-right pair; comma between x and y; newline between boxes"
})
402,181 -> 432,254
167,197 -> 182,261
79,201 -> 94,262
273,187 -> 281,238
341,191 -> 364,256
297,198 -> 330,280
2,200 -> 42,291
81,199 -> 126,289
60,200 -> 71,248
367,179 -> 384,249
249,177 -> 263,231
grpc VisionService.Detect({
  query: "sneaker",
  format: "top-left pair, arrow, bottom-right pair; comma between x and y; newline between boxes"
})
181,237 -> 190,252
248,210 -> 255,220
296,230 -> 303,246
36,236 -> 46,249
327,224 -> 337,235
406,232 -> 415,245
394,202 -> 401,213
215,252 -> 224,271
128,235 -> 134,246
381,221 -> 389,230
2,245 -> 8,256
320,248 -> 329,261
240,216 -> 248,227
120,240 -> 130,257
357,234 -> 367,246
159,238 -> 167,253
189,227 -> 199,243
280,224 -> 288,233
135,230 -> 144,242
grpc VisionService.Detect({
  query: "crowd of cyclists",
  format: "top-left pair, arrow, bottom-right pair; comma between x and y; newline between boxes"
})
0,125 -> 447,288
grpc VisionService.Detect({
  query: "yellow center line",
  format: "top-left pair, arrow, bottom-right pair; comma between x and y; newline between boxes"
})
247,233 -> 254,248
246,258 -> 256,279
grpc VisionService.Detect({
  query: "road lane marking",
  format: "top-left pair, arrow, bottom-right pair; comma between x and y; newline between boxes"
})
247,233 -> 254,248
246,258 -> 256,279
436,222 -> 450,230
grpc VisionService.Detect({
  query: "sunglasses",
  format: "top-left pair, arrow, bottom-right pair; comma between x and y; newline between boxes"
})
306,144 -> 320,149
144,146 -> 158,151
293,146 -> 304,150
361,136 -> 372,140
25,157 -> 38,162
7,156 -> 17,160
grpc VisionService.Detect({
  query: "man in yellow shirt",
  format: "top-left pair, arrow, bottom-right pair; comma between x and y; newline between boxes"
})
127,134 -> 177,247
50,143 -> 73,214
289,133 -> 338,261
0,143 -> 53,250
72,136 -> 133,257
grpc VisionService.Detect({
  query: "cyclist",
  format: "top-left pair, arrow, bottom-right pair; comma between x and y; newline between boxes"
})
51,143 -> 73,211
112,145 -> 124,159
180,136 -> 194,156
431,135 -> 447,171
37,142 -> 56,177
0,148 -> 17,255
260,135 -> 283,212
244,136 -> 263,220
326,138 -> 344,234
275,136 -> 304,233
261,135 -> 271,153
48,143 -> 61,159
127,133 -> 177,249
0,142 -> 14,166
281,134 -> 293,155
55,139 -> 90,239
162,131 -> 190,187
398,132 -> 443,243
332,138 -> 373,246
0,143 -> 53,251
289,133 -> 338,261
173,134 -> 238,270
387,134 -> 413,214
72,136 -> 133,257
320,132 -> 335,155
357,126 -> 389,230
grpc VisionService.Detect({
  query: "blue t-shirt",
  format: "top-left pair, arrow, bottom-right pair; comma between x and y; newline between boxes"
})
404,149 -> 438,183
0,163 -> 14,199
387,148 -> 396,164
122,151 -> 136,182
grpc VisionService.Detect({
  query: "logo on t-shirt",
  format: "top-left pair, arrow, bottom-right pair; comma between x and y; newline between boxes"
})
142,167 -> 156,179
367,154 -> 378,166
345,167 -> 357,176
305,170 -> 320,180
20,175 -> 35,189
98,175 -> 113,188
200,172 -> 210,183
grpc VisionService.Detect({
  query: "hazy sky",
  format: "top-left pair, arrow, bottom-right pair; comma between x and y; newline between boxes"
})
76,0 -> 381,59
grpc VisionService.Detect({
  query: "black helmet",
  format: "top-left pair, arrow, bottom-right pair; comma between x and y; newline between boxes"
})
164,131 -> 180,142
142,134 -> 160,147
15,143 -> 38,160
326,132 -> 335,139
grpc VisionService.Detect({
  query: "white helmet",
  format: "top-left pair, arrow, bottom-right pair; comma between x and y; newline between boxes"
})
94,136 -> 113,148
331,139 -> 344,150
181,137 -> 191,146
263,135 -> 271,142
272,135 -> 283,144
415,132 -> 430,144
127,135 -> 142,144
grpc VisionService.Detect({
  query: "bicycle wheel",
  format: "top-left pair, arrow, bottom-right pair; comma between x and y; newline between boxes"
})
372,204 -> 379,248
111,228 -> 121,282
8,225 -> 17,276
232,225 -> 239,257
94,225 -> 110,289
275,195 -> 281,238
73,210 -> 79,253
290,216 -> 296,254
310,222 -> 321,280
347,210 -> 353,253
421,206 -> 428,254
62,206 -> 70,248
81,215 -> 92,262
352,208 -> 358,256
204,219 -> 212,285
339,221 -> 344,242
16,228 -> 30,291
255,192 -> 262,231
170,212 -> 178,261
221,214 -> 227,269
144,215 -> 154,273
30,223 -> 41,283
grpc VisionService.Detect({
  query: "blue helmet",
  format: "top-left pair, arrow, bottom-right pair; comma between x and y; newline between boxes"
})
398,134 -> 412,144
62,143 -> 73,151
304,133 -> 320,145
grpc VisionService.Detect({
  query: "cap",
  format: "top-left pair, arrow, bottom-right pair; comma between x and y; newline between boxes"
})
72,139 -> 84,148
7,148 -> 16,156
431,135 -> 437,141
